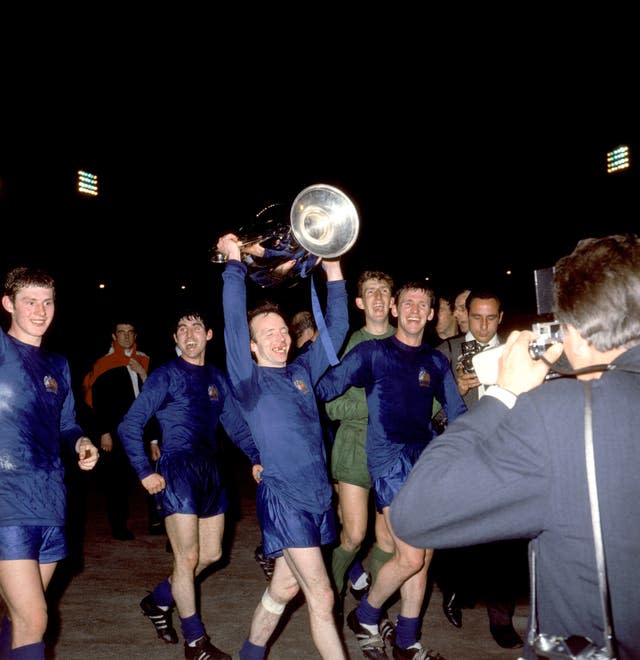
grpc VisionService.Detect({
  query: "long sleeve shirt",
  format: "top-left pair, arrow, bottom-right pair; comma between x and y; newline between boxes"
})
0,329 -> 85,526
316,335 -> 467,479
222,259 -> 348,514
119,356 -> 257,481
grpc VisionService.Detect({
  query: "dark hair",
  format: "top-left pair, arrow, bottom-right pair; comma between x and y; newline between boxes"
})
357,270 -> 394,298
173,307 -> 211,333
290,310 -> 316,341
554,233 -> 640,351
394,281 -> 435,308
3,266 -> 55,302
111,318 -> 138,332
466,289 -> 502,314
436,291 -> 456,313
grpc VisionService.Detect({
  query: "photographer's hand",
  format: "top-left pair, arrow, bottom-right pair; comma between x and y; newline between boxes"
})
497,330 -> 564,395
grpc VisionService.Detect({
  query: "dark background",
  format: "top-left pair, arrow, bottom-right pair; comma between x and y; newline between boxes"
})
1,130 -> 636,378
1,18 -> 637,381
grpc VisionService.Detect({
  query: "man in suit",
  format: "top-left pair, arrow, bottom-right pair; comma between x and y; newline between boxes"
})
83,319 -> 160,539
436,290 -> 527,649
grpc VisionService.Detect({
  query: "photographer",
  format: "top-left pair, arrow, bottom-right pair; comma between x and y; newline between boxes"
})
435,290 -> 526,649
390,234 -> 640,659
437,289 -> 503,406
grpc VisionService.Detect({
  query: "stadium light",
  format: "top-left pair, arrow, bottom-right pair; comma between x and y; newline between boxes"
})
77,170 -> 99,196
606,145 -> 630,174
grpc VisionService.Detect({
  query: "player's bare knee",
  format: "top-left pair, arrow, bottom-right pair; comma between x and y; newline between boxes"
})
307,584 -> 336,617
397,548 -> 424,575
341,534 -> 363,553
13,607 -> 47,639
199,546 -> 223,566
261,587 -> 287,614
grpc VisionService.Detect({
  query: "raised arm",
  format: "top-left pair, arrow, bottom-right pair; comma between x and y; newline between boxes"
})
217,233 -> 256,402
321,257 -> 343,282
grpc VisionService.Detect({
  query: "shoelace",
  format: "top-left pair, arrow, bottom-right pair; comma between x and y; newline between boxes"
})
355,630 -> 385,650
401,643 -> 446,660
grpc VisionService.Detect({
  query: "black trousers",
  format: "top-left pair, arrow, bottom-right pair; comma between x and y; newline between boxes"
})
433,539 -> 529,625
97,442 -> 136,533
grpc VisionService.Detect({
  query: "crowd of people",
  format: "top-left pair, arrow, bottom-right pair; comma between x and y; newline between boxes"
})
1,231 -> 639,660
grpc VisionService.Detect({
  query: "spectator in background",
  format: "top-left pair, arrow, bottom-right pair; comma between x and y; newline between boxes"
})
423,290 -> 460,348
452,288 -> 470,335
435,289 -> 526,649
82,319 -> 163,539
435,293 -> 459,341
290,309 -> 319,353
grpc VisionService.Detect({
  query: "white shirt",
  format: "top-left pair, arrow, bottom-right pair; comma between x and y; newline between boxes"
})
464,331 -> 501,399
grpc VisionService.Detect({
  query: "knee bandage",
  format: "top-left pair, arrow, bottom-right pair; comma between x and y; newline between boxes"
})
261,587 -> 286,615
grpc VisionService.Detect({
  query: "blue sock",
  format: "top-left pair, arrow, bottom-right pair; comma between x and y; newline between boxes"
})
356,594 -> 383,626
180,613 -> 205,645
0,615 -> 12,658
395,614 -> 420,649
239,639 -> 266,659
9,641 -> 45,659
348,559 -> 366,584
151,577 -> 173,608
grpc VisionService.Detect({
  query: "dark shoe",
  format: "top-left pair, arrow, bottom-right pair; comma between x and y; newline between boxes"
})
112,528 -> 135,541
442,591 -> 462,628
379,613 -> 396,647
254,544 -> 275,581
349,572 -> 371,600
392,643 -> 446,660
140,593 -> 178,644
148,522 -> 164,536
490,623 -> 523,649
346,608 -> 388,659
184,635 -> 231,660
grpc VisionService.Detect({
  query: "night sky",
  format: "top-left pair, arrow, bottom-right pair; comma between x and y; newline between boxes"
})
1,45 -> 636,378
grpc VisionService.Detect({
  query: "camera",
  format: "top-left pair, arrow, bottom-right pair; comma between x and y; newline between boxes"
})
533,633 -> 609,659
529,266 -> 564,360
529,321 -> 564,360
471,322 -> 565,385
530,266 -> 568,378
470,267 -> 569,386
457,340 -> 483,374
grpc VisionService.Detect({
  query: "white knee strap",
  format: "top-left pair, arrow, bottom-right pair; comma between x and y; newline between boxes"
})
261,587 -> 285,615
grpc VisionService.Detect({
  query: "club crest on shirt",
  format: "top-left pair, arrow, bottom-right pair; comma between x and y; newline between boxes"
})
208,384 -> 220,401
293,379 -> 309,394
43,375 -> 58,394
418,367 -> 431,387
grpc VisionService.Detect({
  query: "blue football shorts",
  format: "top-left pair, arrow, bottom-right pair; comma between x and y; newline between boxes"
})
0,525 -> 66,562
257,482 -> 337,558
157,450 -> 228,518
372,450 -> 417,511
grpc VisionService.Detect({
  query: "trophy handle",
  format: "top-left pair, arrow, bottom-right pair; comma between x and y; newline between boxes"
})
211,184 -> 360,288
